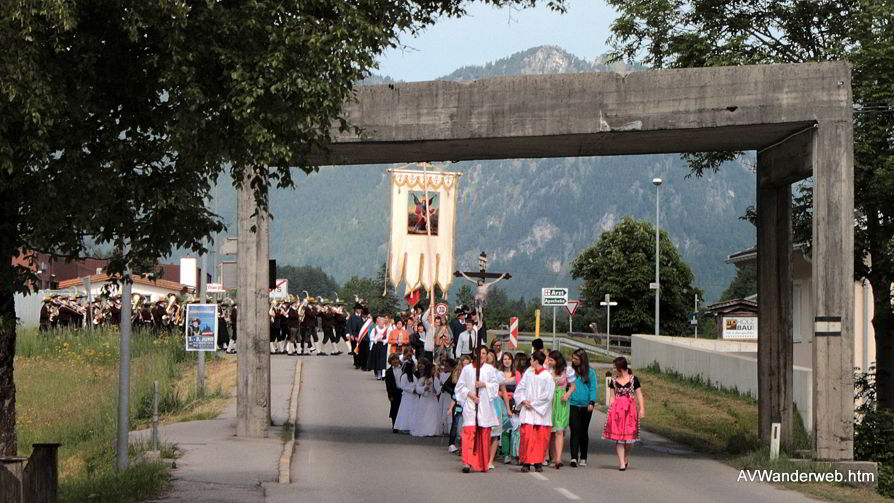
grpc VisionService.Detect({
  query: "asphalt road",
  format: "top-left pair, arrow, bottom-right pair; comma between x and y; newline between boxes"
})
265,355 -> 817,503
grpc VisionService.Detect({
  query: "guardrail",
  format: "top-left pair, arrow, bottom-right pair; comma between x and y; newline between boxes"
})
490,330 -> 631,356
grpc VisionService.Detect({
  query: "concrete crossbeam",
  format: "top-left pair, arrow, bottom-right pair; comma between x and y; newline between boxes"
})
322,62 -> 851,164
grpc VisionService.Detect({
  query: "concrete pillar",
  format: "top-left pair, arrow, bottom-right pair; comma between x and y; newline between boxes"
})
811,120 -> 855,460
236,184 -> 271,438
756,157 -> 794,448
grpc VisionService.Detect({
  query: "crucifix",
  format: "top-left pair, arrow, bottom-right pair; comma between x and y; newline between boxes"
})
454,251 -> 511,458
454,251 -> 512,336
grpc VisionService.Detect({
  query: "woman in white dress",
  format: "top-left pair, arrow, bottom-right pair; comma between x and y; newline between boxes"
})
394,359 -> 418,433
411,358 -> 443,437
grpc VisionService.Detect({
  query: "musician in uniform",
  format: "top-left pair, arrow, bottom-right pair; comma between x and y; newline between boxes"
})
300,302 -> 318,355
332,302 -> 348,355
319,302 -> 337,356
286,297 -> 302,355
39,297 -> 54,332
152,299 -> 167,333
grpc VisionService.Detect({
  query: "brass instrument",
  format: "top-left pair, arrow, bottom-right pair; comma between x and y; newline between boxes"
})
131,293 -> 144,321
163,293 -> 181,325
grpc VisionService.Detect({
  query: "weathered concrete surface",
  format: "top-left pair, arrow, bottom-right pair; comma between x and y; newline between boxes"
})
134,355 -> 296,503
321,62 -> 851,164
237,184 -> 272,438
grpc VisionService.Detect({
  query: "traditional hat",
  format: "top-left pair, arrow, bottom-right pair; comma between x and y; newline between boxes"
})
353,302 -> 364,310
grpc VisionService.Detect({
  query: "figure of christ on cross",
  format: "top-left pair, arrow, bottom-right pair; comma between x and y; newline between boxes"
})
457,271 -> 508,314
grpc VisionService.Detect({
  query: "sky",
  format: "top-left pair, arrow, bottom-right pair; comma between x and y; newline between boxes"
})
376,0 -> 618,82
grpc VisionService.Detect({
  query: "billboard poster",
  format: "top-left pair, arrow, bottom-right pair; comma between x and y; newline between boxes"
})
722,316 -> 758,340
185,303 -> 218,351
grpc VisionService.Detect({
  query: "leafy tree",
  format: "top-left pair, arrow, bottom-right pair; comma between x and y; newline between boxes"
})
454,285 -> 475,310
570,217 -> 702,336
277,265 -> 339,299
0,0 -> 566,455
606,0 -> 894,409
720,263 -> 757,302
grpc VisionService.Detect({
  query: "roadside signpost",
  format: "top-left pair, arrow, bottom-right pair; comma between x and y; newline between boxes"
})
509,317 -> 519,349
541,287 -> 568,350
600,294 -> 618,352
271,279 -> 289,299
564,299 -> 581,333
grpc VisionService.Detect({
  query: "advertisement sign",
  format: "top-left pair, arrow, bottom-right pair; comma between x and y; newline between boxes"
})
541,287 -> 568,307
185,304 -> 218,351
722,316 -> 758,340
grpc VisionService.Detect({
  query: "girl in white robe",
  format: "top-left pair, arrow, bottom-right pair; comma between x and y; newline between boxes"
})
411,359 -> 443,437
393,360 -> 418,433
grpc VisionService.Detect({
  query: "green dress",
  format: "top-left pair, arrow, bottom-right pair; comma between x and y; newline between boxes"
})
552,369 -> 572,431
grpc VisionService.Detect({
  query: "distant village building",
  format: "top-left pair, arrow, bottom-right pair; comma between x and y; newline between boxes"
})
724,245 -> 876,372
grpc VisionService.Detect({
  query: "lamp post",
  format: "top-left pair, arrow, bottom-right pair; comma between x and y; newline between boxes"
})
600,294 -> 618,352
652,177 -> 662,336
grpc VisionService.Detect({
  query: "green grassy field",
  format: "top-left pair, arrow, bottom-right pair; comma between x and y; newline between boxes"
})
15,327 -> 229,503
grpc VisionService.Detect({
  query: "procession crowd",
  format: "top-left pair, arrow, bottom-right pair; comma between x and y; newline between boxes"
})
342,303 -> 647,473
40,291 -> 646,472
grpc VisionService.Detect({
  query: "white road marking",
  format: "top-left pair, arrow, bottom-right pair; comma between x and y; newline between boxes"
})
530,472 -> 549,481
555,488 -> 581,500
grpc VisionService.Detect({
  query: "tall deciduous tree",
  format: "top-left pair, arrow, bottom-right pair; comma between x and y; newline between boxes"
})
570,217 -> 702,336
606,0 -> 894,409
0,0 -> 565,455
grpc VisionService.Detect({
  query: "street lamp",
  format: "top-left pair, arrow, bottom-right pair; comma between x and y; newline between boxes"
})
652,177 -> 662,336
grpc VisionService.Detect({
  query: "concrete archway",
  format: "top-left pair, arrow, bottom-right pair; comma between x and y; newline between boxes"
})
237,61 -> 854,461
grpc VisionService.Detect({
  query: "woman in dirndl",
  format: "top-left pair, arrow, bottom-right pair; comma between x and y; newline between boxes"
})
602,356 -> 645,471
547,350 -> 576,469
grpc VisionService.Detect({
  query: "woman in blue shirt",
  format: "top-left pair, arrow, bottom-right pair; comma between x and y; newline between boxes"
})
569,349 -> 600,467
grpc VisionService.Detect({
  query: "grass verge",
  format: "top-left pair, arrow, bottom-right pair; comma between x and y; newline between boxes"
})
15,327 -> 235,503
630,362 -> 892,502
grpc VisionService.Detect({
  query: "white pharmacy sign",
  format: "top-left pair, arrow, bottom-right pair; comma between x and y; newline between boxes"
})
541,287 -> 569,307
722,316 -> 758,340
270,279 -> 289,299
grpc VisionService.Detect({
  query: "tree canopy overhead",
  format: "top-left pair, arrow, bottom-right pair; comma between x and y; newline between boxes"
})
0,0 -> 566,455
606,0 -> 894,410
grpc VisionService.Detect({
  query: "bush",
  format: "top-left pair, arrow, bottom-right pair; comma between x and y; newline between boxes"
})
854,366 -> 894,498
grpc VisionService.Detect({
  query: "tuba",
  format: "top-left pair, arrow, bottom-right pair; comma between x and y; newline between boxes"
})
164,293 -> 180,325
131,293 -> 144,321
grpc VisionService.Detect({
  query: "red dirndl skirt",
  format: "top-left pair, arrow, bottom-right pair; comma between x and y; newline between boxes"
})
602,396 -> 639,443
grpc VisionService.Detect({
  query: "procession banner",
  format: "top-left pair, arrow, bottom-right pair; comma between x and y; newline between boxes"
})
185,304 -> 218,351
388,168 -> 460,296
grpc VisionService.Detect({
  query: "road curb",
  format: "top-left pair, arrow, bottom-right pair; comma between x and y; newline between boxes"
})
278,359 -> 302,484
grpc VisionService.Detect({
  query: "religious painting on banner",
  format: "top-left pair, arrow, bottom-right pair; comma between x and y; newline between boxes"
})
388,168 -> 461,296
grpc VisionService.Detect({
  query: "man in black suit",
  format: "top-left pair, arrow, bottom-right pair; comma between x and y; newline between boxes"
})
348,303 -> 364,368
450,306 -> 467,352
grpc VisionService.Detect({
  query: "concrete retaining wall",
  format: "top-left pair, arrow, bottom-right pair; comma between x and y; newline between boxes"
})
632,334 -> 812,431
